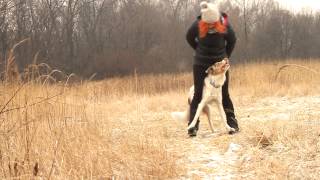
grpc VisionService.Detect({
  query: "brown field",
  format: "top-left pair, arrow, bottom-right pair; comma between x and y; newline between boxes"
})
0,59 -> 319,179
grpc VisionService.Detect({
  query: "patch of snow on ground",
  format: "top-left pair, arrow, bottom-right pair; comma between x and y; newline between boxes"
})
177,96 -> 320,179
240,96 -> 320,121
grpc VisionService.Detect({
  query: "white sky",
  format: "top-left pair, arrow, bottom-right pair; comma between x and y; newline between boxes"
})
276,0 -> 320,12
214,0 -> 320,13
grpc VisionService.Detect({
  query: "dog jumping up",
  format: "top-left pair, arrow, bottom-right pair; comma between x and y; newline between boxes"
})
171,58 -> 235,134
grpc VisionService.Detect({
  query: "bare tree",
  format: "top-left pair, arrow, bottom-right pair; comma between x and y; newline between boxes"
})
0,0 -> 319,78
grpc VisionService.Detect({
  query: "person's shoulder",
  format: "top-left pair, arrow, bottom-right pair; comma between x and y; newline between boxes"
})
221,12 -> 228,17
193,15 -> 201,24
220,12 -> 230,27
190,16 -> 201,27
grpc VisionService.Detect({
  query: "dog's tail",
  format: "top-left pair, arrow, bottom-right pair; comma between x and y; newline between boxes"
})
171,111 -> 189,122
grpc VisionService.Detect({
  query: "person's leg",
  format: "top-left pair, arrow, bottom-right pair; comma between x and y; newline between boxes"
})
189,65 -> 207,136
222,71 -> 239,131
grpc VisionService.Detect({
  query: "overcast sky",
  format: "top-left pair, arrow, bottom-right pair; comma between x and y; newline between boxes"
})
276,0 -> 320,12
214,0 -> 320,12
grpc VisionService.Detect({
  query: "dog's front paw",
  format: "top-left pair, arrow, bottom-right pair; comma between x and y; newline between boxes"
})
227,127 -> 235,134
228,127 -> 241,135
187,124 -> 195,130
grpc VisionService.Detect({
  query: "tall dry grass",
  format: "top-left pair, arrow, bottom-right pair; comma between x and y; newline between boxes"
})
0,83 -> 180,179
88,59 -> 320,97
0,58 -> 319,179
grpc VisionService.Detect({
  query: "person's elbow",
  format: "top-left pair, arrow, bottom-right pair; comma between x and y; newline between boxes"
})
232,36 -> 237,45
186,35 -> 197,50
186,33 -> 192,45
228,33 -> 237,46
186,30 -> 195,43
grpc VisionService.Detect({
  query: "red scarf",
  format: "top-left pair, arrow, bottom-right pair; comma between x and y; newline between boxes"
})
199,20 -> 226,38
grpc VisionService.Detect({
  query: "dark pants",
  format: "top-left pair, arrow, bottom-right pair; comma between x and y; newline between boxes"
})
189,64 -> 238,130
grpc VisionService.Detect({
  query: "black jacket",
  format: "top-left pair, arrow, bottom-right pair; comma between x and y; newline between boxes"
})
186,15 -> 237,66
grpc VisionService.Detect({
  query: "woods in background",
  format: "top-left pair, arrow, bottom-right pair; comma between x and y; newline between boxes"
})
0,0 -> 319,78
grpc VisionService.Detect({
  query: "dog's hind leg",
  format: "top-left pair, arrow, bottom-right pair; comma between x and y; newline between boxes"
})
217,102 -> 235,133
188,101 -> 206,130
204,105 -> 214,133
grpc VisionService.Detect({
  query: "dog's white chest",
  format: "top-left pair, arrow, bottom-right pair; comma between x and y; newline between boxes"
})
202,85 -> 221,101
203,78 -> 223,101
210,88 -> 221,97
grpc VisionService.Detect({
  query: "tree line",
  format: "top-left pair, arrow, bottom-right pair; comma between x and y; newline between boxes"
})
0,0 -> 319,78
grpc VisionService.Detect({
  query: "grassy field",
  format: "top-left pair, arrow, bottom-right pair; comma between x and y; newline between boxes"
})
0,59 -> 319,179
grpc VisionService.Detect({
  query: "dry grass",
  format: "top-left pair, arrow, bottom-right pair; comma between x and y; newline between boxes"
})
88,59 -> 320,97
0,59 -> 319,179
0,83 -> 180,179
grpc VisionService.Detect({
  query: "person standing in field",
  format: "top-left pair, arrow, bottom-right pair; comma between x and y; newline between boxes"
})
186,1 -> 239,137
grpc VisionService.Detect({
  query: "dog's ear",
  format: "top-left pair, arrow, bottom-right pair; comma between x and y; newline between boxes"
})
205,66 -> 213,74
223,58 -> 229,64
224,64 -> 230,71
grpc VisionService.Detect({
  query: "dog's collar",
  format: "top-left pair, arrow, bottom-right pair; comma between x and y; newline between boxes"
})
210,79 -> 221,88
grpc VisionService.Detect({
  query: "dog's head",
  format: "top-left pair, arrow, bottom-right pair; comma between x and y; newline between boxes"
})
206,58 -> 230,75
